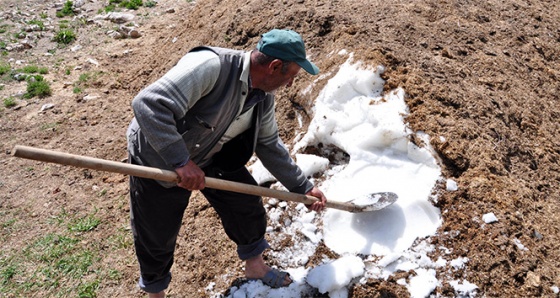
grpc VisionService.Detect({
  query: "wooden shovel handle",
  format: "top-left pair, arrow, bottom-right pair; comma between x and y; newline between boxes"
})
12,145 -> 358,212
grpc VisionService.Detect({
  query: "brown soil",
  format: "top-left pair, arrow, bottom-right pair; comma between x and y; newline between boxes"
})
1,0 -> 559,297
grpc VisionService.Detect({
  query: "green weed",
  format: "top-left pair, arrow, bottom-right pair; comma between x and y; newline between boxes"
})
40,122 -> 58,131
24,78 -> 52,99
3,97 -> 16,108
54,29 -> 76,44
110,0 -> 143,10
27,19 -> 45,30
0,64 -> 10,75
79,72 -> 91,82
22,65 -> 39,73
0,263 -> 17,286
57,1 -> 75,18
0,207 -> 113,296
68,214 -> 101,232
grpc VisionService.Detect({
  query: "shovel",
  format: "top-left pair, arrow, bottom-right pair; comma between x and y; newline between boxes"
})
12,145 -> 397,213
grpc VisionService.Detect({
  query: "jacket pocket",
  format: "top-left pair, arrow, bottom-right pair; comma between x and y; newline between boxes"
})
180,114 -> 219,161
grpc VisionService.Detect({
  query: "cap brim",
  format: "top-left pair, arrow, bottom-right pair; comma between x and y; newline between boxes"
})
296,59 -> 319,75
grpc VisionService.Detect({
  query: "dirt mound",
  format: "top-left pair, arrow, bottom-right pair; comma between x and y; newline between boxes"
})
1,0 -> 559,297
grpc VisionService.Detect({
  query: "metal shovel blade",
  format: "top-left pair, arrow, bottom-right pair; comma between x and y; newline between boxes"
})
345,192 -> 398,212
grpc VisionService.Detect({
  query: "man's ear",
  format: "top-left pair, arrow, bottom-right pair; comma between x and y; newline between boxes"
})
268,59 -> 283,73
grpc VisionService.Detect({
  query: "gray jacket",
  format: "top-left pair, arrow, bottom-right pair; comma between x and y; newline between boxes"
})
127,46 -> 312,193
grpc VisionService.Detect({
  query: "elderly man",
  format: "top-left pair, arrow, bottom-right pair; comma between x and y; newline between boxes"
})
127,28 -> 327,297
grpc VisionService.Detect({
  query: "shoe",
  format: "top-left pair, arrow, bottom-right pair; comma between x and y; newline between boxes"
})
249,268 -> 292,288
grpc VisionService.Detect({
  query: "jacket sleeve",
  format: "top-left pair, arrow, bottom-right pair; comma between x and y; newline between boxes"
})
255,96 -> 313,194
131,51 -> 220,167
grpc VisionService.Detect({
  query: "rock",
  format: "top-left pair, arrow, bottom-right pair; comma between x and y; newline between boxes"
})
525,271 -> 540,288
25,24 -> 42,32
20,40 -> 33,49
40,103 -> 55,111
128,29 -> 141,38
83,94 -> 99,101
107,30 -> 124,39
116,25 -> 142,39
7,43 -> 25,51
71,45 -> 82,52
532,230 -> 543,240
86,58 -> 99,66
73,0 -> 86,8
94,12 -> 135,24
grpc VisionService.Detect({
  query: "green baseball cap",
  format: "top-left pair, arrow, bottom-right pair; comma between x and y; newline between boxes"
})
257,29 -> 319,75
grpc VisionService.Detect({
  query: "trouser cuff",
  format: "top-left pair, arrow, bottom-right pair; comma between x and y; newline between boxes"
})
139,272 -> 171,293
237,237 -> 270,260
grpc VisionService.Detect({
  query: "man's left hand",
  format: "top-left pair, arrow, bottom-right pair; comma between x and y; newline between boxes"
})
306,187 -> 327,212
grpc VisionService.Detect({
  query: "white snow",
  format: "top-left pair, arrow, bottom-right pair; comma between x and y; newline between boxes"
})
449,279 -> 479,297
211,54 -> 479,298
482,212 -> 499,223
446,179 -> 458,191
306,255 -> 364,295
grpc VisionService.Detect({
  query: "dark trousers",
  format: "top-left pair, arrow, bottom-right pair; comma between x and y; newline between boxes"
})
129,164 -> 269,293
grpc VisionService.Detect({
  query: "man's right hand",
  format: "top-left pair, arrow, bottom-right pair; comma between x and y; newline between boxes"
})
175,160 -> 206,190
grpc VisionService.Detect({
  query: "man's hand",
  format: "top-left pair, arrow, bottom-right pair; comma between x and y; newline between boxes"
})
306,187 -> 327,212
175,160 -> 206,190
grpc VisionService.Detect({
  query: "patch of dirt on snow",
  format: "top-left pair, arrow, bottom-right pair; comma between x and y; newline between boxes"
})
1,0 -> 559,297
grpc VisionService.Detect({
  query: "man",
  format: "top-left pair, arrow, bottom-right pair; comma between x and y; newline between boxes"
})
127,28 -> 327,297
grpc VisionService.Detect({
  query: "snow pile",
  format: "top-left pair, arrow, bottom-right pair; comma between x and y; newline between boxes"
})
209,55 -> 479,298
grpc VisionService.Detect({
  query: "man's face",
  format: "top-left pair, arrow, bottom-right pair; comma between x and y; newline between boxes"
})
260,60 -> 301,93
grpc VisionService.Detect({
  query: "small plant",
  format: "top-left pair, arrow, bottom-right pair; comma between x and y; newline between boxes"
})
59,20 -> 69,29
0,207 -> 115,296
103,5 -> 116,13
27,19 -> 45,30
73,86 -> 82,94
38,67 -> 48,74
145,0 -> 156,7
13,31 -> 26,39
40,122 -> 58,131
40,12 -> 48,19
110,0 -> 143,10
0,263 -> 17,285
79,73 -> 90,83
57,1 -> 75,17
54,29 -> 76,44
68,212 -> 101,232
0,64 -> 10,75
125,0 -> 143,9
22,65 -> 39,73
3,97 -> 16,108
24,79 -> 52,99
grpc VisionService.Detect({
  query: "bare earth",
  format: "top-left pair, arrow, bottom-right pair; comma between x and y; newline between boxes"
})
1,0 -> 559,297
